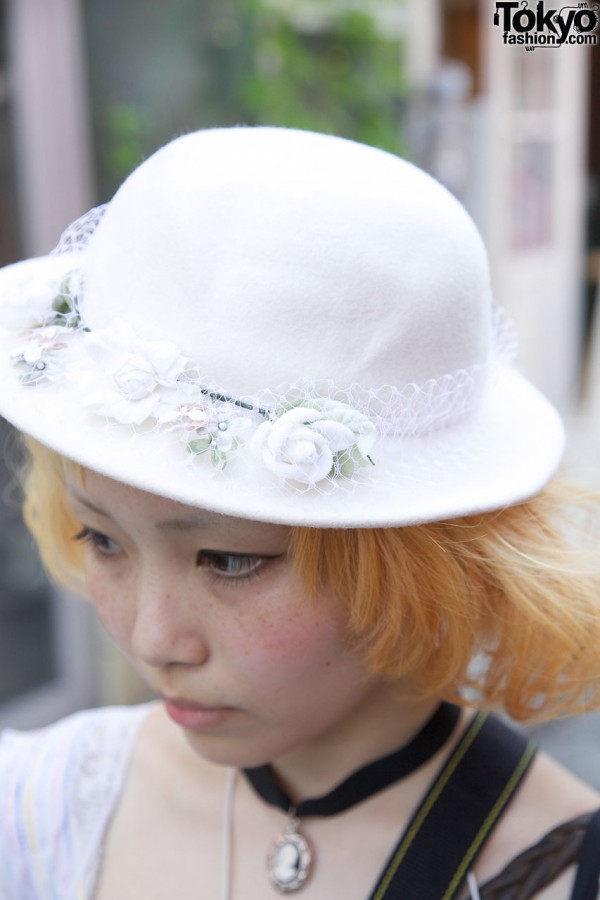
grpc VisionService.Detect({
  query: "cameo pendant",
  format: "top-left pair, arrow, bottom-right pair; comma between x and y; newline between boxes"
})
267,813 -> 313,893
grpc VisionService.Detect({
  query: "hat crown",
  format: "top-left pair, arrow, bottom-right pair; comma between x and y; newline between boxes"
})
0,127 -> 564,525
83,127 -> 493,397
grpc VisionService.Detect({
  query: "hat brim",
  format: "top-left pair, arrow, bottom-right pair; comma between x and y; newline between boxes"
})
0,259 -> 564,528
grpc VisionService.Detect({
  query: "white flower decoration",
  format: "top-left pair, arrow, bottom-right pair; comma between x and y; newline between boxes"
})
157,402 -> 210,434
75,325 -> 190,425
3,277 -> 58,330
6,263 -> 380,485
10,325 -> 74,384
188,408 -> 254,469
251,399 -> 376,486
207,415 -> 254,453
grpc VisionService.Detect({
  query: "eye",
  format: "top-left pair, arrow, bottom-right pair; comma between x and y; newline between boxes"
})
196,550 -> 265,581
74,527 -> 122,558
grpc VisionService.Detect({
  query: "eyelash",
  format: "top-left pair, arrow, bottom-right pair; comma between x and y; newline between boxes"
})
196,550 -> 268,585
74,528 -> 273,584
75,527 -> 121,557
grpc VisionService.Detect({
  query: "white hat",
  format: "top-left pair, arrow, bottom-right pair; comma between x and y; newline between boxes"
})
0,127 -> 564,527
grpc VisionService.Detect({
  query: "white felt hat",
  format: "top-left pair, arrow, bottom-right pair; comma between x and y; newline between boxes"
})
0,127 -> 564,526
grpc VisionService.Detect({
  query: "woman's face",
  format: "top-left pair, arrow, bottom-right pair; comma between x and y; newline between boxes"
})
67,470 -> 385,767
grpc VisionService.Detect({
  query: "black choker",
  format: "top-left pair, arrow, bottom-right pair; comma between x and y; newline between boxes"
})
243,701 -> 460,893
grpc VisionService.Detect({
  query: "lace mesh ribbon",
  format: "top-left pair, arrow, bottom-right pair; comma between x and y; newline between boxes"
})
6,207 -> 518,491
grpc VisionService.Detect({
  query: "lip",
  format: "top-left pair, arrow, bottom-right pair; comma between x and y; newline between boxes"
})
162,697 -> 234,730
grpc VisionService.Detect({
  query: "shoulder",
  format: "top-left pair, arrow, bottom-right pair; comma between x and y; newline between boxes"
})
0,703 -> 152,806
474,748 -> 600,898
0,703 -> 152,900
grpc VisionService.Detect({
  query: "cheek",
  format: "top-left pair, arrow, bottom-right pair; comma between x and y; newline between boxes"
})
228,595 -> 349,682
86,569 -> 133,652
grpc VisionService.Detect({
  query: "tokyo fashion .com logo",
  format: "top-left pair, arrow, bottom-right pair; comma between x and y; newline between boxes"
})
494,2 -> 599,49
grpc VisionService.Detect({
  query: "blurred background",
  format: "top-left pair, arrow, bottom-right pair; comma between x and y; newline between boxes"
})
0,0 -> 598,782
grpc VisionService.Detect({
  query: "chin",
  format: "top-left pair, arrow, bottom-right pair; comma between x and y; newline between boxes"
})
180,726 -> 298,770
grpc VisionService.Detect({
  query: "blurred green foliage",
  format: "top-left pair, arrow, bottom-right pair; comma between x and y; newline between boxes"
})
85,0 -> 406,195
103,105 -> 152,185
232,2 -> 406,153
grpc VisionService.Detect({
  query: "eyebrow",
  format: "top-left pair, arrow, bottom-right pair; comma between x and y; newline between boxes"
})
155,516 -> 223,533
67,489 -> 223,533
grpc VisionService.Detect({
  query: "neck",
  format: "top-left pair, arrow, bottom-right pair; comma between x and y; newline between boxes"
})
268,686 -> 441,805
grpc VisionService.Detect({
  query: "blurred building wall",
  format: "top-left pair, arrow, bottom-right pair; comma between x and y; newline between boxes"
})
6,0 -> 95,256
0,0 -> 99,727
406,0 -> 595,416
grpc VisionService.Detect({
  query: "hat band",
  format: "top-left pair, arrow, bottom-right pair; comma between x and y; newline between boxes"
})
4,207 -> 516,492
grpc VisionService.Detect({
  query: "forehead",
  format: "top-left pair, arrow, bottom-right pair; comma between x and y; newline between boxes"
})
68,469 -> 290,542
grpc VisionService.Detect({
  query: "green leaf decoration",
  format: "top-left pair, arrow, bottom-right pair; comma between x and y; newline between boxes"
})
188,436 -> 213,455
52,295 -> 68,314
51,283 -> 81,328
311,399 -> 375,435
276,397 -> 310,415
335,443 -> 376,477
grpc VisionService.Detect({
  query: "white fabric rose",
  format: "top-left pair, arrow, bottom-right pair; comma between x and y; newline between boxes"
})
111,355 -> 160,401
75,324 -> 190,425
252,403 -> 371,486
310,399 -> 377,474
7,275 -> 379,485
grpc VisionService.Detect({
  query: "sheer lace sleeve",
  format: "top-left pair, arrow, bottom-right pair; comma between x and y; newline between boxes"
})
466,812 -> 598,900
0,704 -> 150,899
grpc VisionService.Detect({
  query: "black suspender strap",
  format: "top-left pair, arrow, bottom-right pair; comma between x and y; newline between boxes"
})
369,712 -> 537,900
570,807 -> 600,900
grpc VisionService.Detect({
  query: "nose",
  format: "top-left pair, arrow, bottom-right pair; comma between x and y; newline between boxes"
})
130,568 -> 210,669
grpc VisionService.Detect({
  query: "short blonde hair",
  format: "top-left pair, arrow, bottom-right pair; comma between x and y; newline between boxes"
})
20,437 -> 600,722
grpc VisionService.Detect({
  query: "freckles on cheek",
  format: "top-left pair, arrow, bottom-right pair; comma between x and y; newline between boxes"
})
232,609 -> 341,674
88,586 -> 132,651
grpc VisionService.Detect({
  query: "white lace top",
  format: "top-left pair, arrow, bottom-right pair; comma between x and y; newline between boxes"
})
3,704 -> 586,900
0,704 -> 150,900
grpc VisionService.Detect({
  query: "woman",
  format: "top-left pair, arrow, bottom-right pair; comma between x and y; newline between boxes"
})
0,127 -> 598,899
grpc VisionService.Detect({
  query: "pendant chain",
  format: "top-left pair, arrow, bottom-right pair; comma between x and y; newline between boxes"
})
220,768 -> 313,897
222,704 -> 461,896
219,760 -> 482,900
221,767 -> 236,900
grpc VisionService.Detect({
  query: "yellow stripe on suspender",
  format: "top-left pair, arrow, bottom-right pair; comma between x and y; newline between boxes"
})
372,712 -> 488,900
441,739 -> 537,900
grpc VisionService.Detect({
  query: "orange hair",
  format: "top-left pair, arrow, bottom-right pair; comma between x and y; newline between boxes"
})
291,493 -> 600,720
20,437 -> 600,722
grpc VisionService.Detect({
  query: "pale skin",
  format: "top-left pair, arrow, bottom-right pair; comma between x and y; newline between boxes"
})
66,471 -> 599,900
